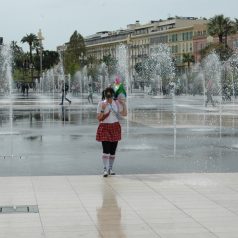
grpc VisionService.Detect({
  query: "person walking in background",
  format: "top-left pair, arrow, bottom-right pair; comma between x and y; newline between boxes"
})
87,83 -> 93,104
96,87 -> 127,177
59,82 -> 71,105
25,83 -> 29,96
205,79 -> 215,107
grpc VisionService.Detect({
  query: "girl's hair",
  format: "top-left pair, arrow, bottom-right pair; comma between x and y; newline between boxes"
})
101,90 -> 105,100
102,87 -> 115,100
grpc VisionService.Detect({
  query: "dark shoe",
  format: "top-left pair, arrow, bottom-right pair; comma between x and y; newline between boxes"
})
69,101 -> 71,105
59,103 -> 63,105
103,169 -> 108,177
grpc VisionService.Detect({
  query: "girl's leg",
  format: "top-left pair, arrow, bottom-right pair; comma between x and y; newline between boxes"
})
109,142 -> 118,174
102,142 -> 110,176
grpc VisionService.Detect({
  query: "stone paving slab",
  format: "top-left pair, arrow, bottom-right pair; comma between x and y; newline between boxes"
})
0,173 -> 238,237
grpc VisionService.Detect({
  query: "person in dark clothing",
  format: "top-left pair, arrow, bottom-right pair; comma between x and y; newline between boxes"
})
21,83 -> 25,95
87,84 -> 93,103
59,83 -> 71,105
25,83 -> 29,96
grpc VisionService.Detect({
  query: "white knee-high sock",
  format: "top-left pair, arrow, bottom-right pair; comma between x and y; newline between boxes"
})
102,154 -> 110,170
109,155 -> 115,170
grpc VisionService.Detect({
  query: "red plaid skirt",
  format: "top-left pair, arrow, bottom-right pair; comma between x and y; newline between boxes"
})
96,122 -> 121,142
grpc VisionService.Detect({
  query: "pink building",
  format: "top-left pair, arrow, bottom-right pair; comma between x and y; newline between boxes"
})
193,33 -> 238,63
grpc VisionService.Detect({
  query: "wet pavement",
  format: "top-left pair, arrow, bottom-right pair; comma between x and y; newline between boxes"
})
0,93 -> 238,176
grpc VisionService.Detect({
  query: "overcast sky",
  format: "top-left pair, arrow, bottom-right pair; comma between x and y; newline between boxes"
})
0,0 -> 237,51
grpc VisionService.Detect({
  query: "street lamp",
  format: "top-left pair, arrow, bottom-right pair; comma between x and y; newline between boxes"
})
37,29 -> 44,78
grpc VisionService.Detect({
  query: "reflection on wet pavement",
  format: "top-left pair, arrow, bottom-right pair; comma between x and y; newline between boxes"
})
97,184 -> 126,238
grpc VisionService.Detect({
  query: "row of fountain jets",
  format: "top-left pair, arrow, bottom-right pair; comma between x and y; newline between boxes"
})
1,43 -> 238,100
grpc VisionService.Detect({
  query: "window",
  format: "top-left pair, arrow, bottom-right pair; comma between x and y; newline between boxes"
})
178,33 -> 182,41
176,55 -> 181,64
172,34 -> 178,42
182,33 -> 186,41
182,32 -> 193,41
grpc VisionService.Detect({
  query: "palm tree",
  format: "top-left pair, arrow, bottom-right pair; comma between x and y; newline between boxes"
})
21,33 -> 39,82
208,15 -> 235,45
21,33 -> 38,63
224,19 -> 236,45
182,53 -> 194,68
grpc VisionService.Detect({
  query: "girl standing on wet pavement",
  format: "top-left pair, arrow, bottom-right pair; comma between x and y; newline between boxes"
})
96,86 -> 127,177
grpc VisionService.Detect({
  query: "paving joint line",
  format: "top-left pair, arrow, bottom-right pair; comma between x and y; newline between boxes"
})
105,176 -> 163,238
66,176 -> 104,238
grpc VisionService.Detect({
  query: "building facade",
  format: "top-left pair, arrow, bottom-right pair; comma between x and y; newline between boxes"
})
83,16 -> 238,82
85,17 -> 208,76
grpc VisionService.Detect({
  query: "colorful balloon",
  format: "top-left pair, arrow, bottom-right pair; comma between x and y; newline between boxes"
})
113,76 -> 127,99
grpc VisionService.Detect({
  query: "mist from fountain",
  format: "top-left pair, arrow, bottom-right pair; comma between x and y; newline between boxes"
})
151,44 -> 176,156
72,71 -> 82,96
202,51 -> 223,138
115,44 -> 130,133
227,51 -> 238,99
151,44 -> 176,93
0,44 -> 20,159
202,51 -> 222,100
116,44 -> 129,94
225,51 -> 238,134
99,62 -> 109,91
0,44 -> 13,97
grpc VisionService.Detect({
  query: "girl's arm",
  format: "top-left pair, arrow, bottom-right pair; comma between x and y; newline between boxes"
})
97,102 -> 108,121
97,112 -> 104,121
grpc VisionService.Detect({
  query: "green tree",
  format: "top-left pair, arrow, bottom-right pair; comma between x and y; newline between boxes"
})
64,31 -> 86,75
200,43 -> 233,61
11,41 -> 24,68
34,50 -> 59,71
208,15 -> 236,45
182,53 -> 195,68
182,53 -> 195,94
202,15 -> 236,61
134,62 -> 143,76
10,41 -> 25,82
101,54 -> 117,77
21,33 -> 39,82
87,55 -> 99,81
21,33 -> 39,63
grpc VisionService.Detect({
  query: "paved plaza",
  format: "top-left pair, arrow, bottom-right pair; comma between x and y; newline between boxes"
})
0,93 -> 238,237
1,173 -> 238,238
